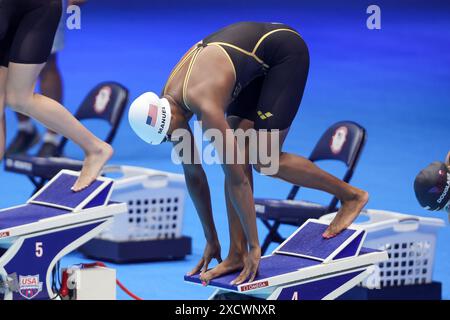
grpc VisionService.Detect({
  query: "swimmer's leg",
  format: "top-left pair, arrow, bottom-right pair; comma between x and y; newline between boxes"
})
9,54 -> 62,156
255,128 -> 368,238
5,62 -> 112,191
202,117 -> 254,284
254,41 -> 366,237
37,53 -> 62,157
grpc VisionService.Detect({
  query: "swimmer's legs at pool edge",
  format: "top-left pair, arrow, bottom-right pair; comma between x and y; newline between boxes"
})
2,62 -> 112,191
255,128 -> 369,238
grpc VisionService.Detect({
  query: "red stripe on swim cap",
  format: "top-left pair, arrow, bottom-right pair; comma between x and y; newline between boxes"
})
146,104 -> 158,127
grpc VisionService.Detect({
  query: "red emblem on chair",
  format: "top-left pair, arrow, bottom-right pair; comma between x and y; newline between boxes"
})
330,126 -> 348,155
93,86 -> 112,114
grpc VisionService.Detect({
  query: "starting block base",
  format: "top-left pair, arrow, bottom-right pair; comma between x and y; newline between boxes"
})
0,170 -> 126,300
212,282 -> 443,301
339,281 -> 442,300
79,236 -> 192,263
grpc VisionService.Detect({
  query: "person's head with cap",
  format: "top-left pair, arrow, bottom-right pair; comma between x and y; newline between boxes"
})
128,92 -> 189,145
414,161 -> 450,212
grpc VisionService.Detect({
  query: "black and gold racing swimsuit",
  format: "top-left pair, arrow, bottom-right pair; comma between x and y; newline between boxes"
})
164,22 -> 310,130
0,0 -> 62,67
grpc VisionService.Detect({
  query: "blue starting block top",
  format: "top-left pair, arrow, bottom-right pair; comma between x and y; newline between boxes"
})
28,170 -> 113,212
184,219 -> 383,297
0,169 -> 126,300
0,204 -> 69,231
0,170 -> 115,236
273,220 -> 366,262
185,254 -> 321,291
184,247 -> 380,292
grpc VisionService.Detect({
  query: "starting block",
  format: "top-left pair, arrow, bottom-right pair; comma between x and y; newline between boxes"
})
0,170 -> 126,300
185,219 -> 388,300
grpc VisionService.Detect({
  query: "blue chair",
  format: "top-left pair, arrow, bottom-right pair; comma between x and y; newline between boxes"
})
4,82 -> 129,193
56,81 -> 128,155
255,121 -> 367,254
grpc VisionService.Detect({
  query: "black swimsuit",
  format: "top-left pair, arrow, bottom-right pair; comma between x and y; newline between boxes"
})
164,22 -> 310,130
0,0 -> 62,67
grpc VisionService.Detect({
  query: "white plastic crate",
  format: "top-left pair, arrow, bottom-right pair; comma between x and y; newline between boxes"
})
98,165 -> 187,241
320,209 -> 445,287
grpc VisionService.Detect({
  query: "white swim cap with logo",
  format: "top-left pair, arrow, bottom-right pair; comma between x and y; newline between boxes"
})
128,92 -> 172,145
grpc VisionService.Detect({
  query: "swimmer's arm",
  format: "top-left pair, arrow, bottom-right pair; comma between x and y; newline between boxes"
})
186,60 -> 259,251
199,107 -> 260,250
174,127 -> 218,242
183,164 -> 219,242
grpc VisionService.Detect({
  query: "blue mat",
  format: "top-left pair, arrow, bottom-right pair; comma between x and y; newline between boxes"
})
276,221 -> 357,260
185,247 -> 380,291
185,253 -> 321,291
32,174 -> 103,209
0,204 -> 70,230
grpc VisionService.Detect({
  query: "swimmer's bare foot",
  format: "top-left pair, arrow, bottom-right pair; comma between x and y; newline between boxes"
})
72,142 -> 113,192
323,188 -> 369,238
200,252 -> 245,286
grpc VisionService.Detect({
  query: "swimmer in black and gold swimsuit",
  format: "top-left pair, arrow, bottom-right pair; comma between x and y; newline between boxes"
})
164,22 -> 309,131
130,22 -> 369,286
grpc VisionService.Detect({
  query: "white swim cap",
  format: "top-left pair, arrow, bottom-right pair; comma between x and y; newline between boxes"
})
128,92 -> 172,145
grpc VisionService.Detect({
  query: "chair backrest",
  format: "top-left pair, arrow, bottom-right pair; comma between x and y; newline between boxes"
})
309,121 -> 366,167
287,121 -> 367,212
57,82 -> 129,154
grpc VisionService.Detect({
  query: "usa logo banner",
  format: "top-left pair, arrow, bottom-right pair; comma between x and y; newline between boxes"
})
19,275 -> 43,300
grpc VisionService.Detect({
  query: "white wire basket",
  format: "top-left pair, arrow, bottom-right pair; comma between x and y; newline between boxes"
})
97,165 -> 187,241
320,209 -> 445,287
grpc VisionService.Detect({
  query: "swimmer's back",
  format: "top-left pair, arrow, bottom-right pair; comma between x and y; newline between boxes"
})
203,22 -> 296,53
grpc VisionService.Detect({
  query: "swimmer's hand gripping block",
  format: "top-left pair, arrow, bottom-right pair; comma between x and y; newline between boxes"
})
0,170 -> 126,300
185,219 -> 387,300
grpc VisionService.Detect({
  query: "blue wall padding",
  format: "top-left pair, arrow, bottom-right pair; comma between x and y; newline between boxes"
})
276,222 -> 356,260
185,254 -> 320,291
0,204 -> 69,230
33,174 -> 104,209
